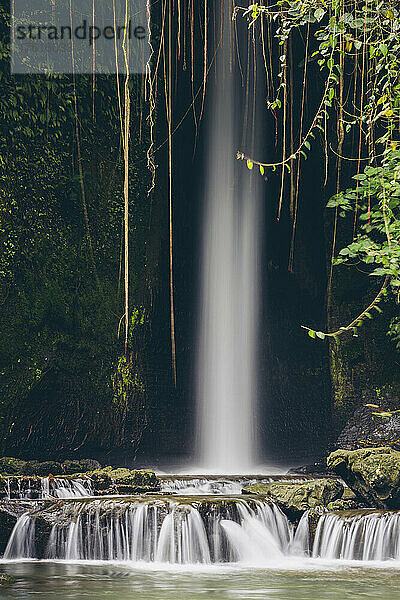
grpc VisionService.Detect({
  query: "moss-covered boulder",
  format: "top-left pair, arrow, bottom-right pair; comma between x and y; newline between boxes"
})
327,446 -> 400,509
90,468 -> 160,494
242,479 -> 344,519
0,457 -> 26,474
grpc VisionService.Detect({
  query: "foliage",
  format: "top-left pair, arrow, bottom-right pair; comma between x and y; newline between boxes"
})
237,0 -> 400,345
0,2 -> 160,454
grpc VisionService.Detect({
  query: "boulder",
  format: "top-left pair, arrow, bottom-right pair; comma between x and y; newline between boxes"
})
242,479 -> 344,519
327,446 -> 400,509
307,505 -> 327,542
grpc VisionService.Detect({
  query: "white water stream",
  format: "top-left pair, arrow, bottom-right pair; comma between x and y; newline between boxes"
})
196,0 -> 261,475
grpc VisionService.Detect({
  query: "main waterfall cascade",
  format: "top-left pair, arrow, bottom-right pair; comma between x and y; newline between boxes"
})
196,1 -> 262,474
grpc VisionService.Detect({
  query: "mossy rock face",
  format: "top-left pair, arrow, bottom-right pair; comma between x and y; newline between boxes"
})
23,461 -> 63,476
78,459 -> 101,472
62,460 -> 85,474
0,457 -> 26,475
327,446 -> 400,509
242,479 -> 344,519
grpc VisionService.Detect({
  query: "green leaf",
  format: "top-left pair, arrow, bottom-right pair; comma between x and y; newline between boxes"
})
379,43 -> 388,56
314,8 -> 325,21
308,330 -> 316,339
316,331 -> 325,340
259,165 -> 265,176
247,160 -> 253,170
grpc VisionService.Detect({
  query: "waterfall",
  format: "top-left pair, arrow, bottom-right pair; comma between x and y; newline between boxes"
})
313,511 -> 400,561
196,0 -> 261,474
4,498 -> 302,564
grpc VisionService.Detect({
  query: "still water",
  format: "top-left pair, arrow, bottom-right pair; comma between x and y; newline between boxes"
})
1,561 -> 400,599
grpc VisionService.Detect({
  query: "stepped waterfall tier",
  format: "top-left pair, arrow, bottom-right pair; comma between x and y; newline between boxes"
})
3,496 -> 305,563
5,490 -> 400,565
313,511 -> 400,561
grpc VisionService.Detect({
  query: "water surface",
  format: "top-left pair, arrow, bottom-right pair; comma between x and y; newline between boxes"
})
2,561 -> 400,599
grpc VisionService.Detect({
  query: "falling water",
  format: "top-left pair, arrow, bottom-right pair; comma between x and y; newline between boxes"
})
4,513 -> 36,559
196,0 -> 261,474
2,477 -> 92,499
313,511 -> 400,560
3,498 -> 304,563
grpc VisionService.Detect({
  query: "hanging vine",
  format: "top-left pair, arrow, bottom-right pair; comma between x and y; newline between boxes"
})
234,0 -> 399,343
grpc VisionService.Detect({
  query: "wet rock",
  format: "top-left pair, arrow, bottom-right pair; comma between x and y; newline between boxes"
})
0,475 -> 43,499
336,401 -> 400,451
0,574 -> 16,586
0,507 -> 17,554
307,505 -> 327,543
327,446 -> 400,509
242,479 -> 344,519
287,461 -> 330,477
0,499 -> 46,555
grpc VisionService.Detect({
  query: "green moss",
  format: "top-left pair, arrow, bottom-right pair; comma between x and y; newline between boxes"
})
0,457 -> 26,474
242,479 -> 343,518
327,446 -> 400,508
89,467 -> 160,493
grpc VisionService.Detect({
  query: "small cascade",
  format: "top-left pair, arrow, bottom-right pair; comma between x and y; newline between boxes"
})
3,498 -> 304,564
4,513 -> 36,559
291,510 -> 310,556
47,478 -> 93,498
313,511 -> 400,561
161,478 -> 244,495
159,476 -> 310,495
221,503 -> 290,563
3,477 -> 92,500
